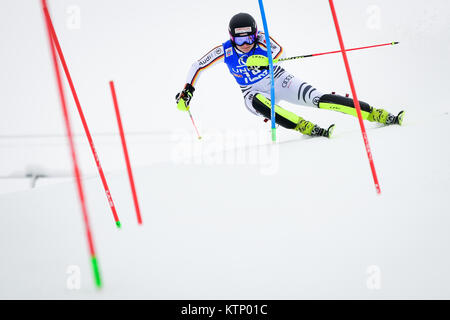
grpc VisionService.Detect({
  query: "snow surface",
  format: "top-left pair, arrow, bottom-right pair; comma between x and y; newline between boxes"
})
0,0 -> 450,299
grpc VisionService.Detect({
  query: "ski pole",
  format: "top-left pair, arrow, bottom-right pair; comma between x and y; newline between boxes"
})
258,0 -> 277,142
247,41 -> 399,67
279,41 -> 399,62
187,109 -> 202,140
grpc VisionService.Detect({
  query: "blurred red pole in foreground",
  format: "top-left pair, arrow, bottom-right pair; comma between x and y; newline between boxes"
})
41,0 -> 102,288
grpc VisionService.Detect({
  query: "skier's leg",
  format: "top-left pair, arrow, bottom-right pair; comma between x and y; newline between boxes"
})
318,93 -> 404,125
274,72 -> 323,108
251,93 -> 334,137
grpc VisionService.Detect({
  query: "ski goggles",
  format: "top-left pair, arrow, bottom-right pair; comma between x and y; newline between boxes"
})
232,34 -> 257,46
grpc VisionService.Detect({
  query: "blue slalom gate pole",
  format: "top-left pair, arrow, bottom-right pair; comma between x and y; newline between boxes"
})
258,0 -> 277,142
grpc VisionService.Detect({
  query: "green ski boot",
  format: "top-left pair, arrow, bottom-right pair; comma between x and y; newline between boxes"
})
368,108 -> 405,125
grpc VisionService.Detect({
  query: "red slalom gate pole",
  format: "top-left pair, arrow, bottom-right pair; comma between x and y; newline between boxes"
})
299,42 -> 399,59
40,0 -> 102,287
109,81 -> 143,225
43,7 -> 121,228
328,0 -> 381,194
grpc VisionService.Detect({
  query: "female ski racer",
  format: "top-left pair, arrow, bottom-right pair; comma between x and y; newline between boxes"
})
176,13 -> 404,138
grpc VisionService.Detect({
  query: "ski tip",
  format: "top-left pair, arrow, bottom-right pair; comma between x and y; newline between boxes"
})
326,124 -> 336,138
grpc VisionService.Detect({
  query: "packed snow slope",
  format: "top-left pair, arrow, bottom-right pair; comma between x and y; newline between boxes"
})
1,115 -> 450,299
0,0 -> 449,299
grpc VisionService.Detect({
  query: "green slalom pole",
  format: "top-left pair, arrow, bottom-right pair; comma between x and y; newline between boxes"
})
91,256 -> 102,288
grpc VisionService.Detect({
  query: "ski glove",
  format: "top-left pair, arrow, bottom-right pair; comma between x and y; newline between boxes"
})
176,83 -> 195,111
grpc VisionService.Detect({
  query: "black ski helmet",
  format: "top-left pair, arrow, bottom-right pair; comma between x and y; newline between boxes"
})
228,13 -> 257,40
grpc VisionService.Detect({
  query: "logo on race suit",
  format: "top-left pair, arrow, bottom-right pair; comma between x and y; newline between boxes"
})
198,48 -> 222,66
233,73 -> 243,78
231,54 -> 269,84
238,55 -> 248,68
226,47 -> 233,57
282,75 -> 294,88
235,27 -> 252,34
199,54 -> 213,66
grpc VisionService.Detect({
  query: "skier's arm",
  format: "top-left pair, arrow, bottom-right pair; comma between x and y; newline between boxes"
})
176,45 -> 225,111
185,45 -> 225,86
